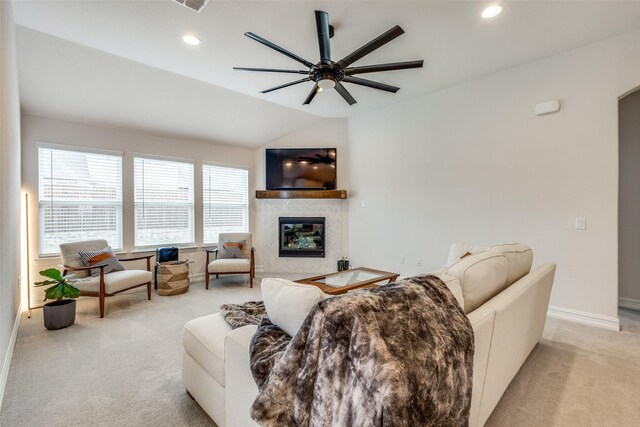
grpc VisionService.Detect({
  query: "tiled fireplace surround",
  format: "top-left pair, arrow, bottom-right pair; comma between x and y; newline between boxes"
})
256,199 -> 344,274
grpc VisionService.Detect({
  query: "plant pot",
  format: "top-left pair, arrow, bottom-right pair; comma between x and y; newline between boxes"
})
43,299 -> 76,330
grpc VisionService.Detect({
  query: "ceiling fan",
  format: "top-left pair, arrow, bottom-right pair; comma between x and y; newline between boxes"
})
234,10 -> 424,106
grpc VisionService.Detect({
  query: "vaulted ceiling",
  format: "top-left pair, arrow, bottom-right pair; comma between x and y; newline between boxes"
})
13,0 -> 640,146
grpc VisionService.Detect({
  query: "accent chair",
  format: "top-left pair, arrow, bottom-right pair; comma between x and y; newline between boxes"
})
205,232 -> 255,289
60,239 -> 154,318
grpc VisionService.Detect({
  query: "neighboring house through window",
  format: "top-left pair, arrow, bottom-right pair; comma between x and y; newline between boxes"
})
134,156 -> 195,248
38,146 -> 123,256
203,164 -> 249,245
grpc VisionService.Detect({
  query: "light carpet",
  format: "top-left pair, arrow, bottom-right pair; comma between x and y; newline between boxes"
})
1,276 -> 639,426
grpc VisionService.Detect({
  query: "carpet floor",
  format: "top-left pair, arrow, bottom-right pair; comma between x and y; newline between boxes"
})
1,276 -> 638,427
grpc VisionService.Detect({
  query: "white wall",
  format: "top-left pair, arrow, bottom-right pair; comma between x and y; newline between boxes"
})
253,119 -> 349,273
618,89 -> 640,305
21,115 -> 255,305
0,0 -> 22,405
347,28 -> 640,323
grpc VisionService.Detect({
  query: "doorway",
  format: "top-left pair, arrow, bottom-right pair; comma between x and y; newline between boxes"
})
618,88 -> 640,311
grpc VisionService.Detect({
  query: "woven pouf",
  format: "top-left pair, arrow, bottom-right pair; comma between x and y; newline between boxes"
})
156,261 -> 190,296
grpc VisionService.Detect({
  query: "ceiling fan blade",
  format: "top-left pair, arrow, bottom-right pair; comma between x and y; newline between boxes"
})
303,84 -> 320,105
234,67 -> 309,74
336,25 -> 405,69
261,77 -> 312,94
342,76 -> 400,93
344,60 -> 424,75
244,32 -> 315,69
315,11 -> 331,65
334,81 -> 357,105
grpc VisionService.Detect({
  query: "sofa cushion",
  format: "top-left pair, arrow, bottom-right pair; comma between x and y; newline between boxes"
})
261,278 -> 325,337
444,250 -> 508,313
447,243 -> 488,266
438,274 -> 465,309
489,244 -> 533,288
73,270 -> 152,294
183,313 -> 231,386
208,258 -> 251,273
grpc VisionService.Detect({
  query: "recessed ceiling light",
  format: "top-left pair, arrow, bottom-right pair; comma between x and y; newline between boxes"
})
182,35 -> 201,46
482,5 -> 503,18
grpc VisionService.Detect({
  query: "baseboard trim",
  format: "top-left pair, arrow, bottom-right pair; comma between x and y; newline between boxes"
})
619,297 -> 640,311
547,305 -> 620,331
0,303 -> 21,412
190,273 -> 205,281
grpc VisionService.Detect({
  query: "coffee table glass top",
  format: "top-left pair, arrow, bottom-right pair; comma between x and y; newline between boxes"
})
314,269 -> 387,288
297,267 -> 400,295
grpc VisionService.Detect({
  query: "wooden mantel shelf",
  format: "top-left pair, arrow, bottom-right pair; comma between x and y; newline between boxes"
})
256,190 -> 348,200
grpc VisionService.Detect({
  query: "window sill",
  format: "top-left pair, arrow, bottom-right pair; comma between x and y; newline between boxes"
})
131,245 -> 200,254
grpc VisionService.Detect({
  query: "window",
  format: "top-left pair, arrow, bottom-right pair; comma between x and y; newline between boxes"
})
134,156 -> 194,247
203,164 -> 249,244
38,146 -> 123,256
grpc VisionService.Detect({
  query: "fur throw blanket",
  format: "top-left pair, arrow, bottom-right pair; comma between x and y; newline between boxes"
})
219,301 -> 266,329
249,274 -> 475,427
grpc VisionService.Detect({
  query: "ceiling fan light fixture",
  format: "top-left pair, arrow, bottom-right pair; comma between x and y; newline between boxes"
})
318,78 -> 336,90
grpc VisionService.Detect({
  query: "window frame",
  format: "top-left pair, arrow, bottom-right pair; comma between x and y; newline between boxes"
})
202,162 -> 250,246
37,142 -> 124,257
133,153 -> 196,250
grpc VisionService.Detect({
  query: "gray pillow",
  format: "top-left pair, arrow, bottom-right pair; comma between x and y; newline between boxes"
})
78,246 -> 125,276
218,239 -> 246,259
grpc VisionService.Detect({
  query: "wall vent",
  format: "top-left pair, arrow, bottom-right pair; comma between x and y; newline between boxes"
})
173,0 -> 210,13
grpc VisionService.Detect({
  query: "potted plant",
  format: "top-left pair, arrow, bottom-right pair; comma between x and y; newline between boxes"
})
34,268 -> 81,330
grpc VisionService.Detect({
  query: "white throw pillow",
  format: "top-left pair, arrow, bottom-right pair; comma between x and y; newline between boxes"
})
261,278 -> 326,337
446,243 -> 488,266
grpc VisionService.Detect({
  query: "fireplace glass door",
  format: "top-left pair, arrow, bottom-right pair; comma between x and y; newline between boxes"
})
279,217 -> 325,258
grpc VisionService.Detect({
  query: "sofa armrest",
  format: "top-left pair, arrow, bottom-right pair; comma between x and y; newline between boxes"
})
225,325 -> 260,427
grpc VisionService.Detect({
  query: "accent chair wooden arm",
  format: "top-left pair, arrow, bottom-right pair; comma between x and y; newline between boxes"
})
61,263 -> 107,276
206,248 -> 218,265
118,254 -> 154,271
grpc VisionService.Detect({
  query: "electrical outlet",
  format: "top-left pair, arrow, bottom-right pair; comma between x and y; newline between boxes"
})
416,257 -> 422,267
361,200 -> 367,208
400,256 -> 404,265
575,217 -> 587,230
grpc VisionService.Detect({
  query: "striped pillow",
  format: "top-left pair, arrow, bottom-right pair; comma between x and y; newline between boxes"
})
78,246 -> 125,277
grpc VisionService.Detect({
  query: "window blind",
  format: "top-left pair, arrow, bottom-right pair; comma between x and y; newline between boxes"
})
203,164 -> 249,244
38,147 -> 123,256
134,156 -> 194,247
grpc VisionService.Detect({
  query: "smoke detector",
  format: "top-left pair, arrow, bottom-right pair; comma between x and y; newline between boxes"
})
173,0 -> 210,13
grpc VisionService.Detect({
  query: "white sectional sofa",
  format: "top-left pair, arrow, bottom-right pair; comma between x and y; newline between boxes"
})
182,244 -> 556,427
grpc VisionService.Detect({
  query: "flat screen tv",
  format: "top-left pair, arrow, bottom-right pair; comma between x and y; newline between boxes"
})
266,148 -> 337,190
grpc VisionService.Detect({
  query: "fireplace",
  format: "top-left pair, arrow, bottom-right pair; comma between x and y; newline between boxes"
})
279,217 -> 325,258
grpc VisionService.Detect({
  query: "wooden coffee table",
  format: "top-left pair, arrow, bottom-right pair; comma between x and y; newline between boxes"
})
296,267 -> 399,295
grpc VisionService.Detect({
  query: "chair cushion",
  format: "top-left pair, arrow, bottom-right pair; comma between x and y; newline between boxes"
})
60,239 -> 109,279
218,233 -> 252,259
443,250 -> 508,314
489,243 -> 533,288
78,246 -> 125,276
183,313 -> 231,386
262,278 -> 325,337
73,270 -> 152,294
218,239 -> 246,259
208,258 -> 251,273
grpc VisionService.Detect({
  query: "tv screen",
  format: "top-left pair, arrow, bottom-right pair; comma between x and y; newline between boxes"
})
266,148 -> 337,190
